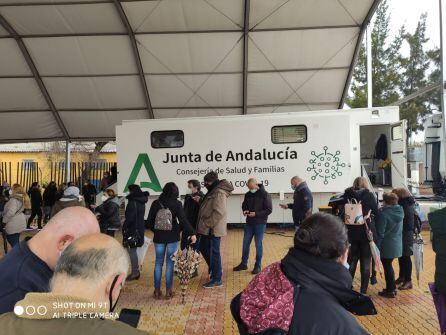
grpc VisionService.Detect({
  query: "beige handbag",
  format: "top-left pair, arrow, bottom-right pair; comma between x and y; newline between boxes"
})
344,199 -> 366,225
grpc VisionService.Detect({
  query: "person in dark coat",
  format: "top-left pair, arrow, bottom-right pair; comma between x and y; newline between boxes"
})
376,192 -> 404,298
181,179 -> 204,251
147,182 -> 196,299
42,181 -> 57,222
92,189 -> 121,237
27,182 -> 43,229
0,181 -> 10,217
393,188 -> 415,290
234,178 -> 272,274
280,176 -> 313,228
341,176 -> 379,294
429,207 -> 446,295
231,213 -> 376,335
100,171 -> 112,191
82,179 -> 97,209
123,184 -> 149,281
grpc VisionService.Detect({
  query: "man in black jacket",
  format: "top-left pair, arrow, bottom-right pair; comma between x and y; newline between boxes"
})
234,178 -> 272,274
280,176 -> 313,228
0,207 -> 99,314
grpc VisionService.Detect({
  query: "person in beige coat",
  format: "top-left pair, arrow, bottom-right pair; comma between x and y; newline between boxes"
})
197,171 -> 234,288
2,184 -> 31,247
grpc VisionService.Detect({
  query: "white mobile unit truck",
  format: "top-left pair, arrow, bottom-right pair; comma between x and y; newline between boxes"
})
117,107 -> 406,223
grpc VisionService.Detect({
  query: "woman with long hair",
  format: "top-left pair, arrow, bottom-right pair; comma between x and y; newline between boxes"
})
2,184 -> 31,247
341,176 -> 379,294
123,184 -> 149,281
147,182 -> 196,299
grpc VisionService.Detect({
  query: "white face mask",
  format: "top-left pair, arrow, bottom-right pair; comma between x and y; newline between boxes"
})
101,195 -> 108,202
343,260 -> 350,270
186,188 -> 192,195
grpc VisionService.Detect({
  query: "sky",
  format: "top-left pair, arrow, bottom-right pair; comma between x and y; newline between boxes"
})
386,0 -> 440,50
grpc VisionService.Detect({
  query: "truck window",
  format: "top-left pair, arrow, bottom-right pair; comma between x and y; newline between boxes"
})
271,125 -> 307,144
151,130 -> 184,148
391,124 -> 403,140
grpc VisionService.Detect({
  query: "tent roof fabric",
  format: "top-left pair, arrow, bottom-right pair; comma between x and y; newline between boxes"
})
0,0 -> 381,143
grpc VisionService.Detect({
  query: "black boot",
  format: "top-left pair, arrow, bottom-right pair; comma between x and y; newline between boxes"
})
233,263 -> 248,271
252,265 -> 261,275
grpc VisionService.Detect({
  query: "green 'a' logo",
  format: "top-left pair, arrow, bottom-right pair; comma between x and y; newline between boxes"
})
124,153 -> 162,192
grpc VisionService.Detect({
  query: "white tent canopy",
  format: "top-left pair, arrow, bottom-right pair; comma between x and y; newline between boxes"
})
0,0 -> 380,143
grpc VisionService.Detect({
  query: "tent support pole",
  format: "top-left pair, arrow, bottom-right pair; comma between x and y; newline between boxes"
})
367,24 -> 373,108
65,141 -> 71,184
242,0 -> 250,115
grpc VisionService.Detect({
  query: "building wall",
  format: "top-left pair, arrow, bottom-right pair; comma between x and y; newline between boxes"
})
0,151 -> 116,185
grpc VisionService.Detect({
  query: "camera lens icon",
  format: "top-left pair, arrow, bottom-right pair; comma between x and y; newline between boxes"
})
14,305 -> 47,316
14,305 -> 24,316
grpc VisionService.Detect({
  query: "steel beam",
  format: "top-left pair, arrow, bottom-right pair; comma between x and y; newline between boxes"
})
113,0 -> 153,119
0,66 -> 349,79
338,0 -> 382,109
0,14 -> 70,140
242,0 -> 250,115
0,26 -> 362,39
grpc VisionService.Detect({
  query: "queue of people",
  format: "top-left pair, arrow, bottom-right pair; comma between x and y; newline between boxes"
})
337,176 -> 417,298
0,171 -> 423,335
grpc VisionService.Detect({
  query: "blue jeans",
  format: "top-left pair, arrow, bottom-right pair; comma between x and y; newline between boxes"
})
6,233 -> 20,248
154,242 -> 178,289
241,224 -> 266,267
209,235 -> 222,282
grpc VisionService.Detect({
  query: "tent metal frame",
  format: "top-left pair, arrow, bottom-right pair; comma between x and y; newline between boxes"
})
0,26 -> 360,39
338,0 -> 382,109
0,101 -> 338,114
0,66 -> 350,79
0,0 -> 381,143
242,0 -> 250,115
113,0 -> 154,119
0,13 -> 70,140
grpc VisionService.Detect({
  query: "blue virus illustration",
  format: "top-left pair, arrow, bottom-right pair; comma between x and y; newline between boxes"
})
307,146 -> 346,185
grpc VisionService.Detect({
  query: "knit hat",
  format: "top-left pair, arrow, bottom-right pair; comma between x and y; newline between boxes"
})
64,186 -> 80,197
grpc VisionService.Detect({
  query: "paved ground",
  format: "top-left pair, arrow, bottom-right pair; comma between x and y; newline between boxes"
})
0,228 -> 439,334
118,229 -> 440,335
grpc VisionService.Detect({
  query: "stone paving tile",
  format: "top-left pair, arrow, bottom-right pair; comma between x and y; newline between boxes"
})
1,229 -> 438,334
118,229 -> 439,335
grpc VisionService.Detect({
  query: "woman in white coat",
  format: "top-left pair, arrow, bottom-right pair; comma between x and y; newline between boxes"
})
3,184 -> 30,247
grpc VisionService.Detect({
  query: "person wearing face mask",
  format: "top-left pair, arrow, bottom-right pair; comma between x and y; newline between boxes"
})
0,180 -> 10,218
234,178 -> 272,275
82,179 -> 97,210
280,176 -> 313,229
197,171 -> 234,289
91,189 -> 121,237
0,233 -> 147,335
0,207 -> 99,314
181,179 -> 204,251
231,213 -> 376,335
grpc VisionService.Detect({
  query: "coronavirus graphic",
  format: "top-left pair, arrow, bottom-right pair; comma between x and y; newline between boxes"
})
307,146 -> 346,185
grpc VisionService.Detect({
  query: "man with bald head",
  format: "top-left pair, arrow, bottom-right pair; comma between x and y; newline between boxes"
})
280,176 -> 313,229
234,178 -> 272,275
0,233 -> 147,334
0,207 -> 99,313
